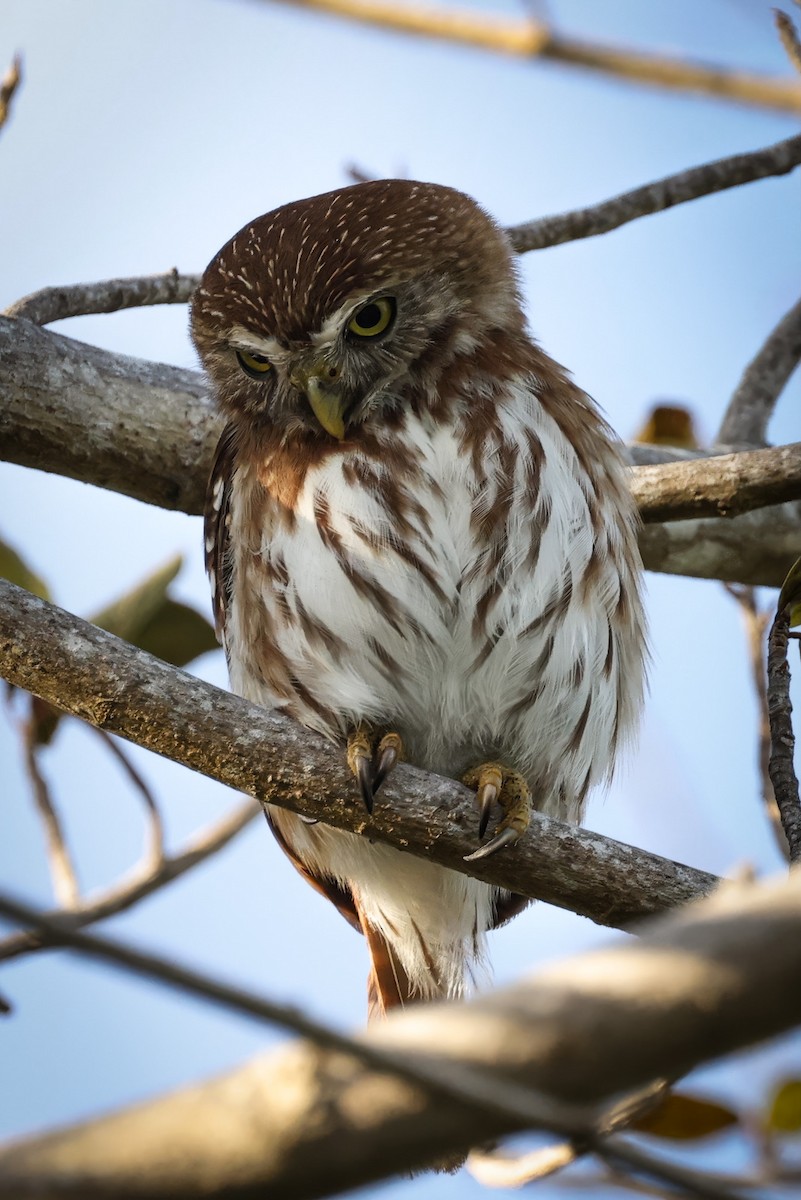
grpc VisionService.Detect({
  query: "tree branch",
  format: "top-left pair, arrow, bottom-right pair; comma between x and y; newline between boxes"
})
507,132 -> 801,253
0,579 -> 718,929
716,295 -> 801,447
631,443 -> 801,523
1,869 -> 799,1198
0,54 -> 21,132
767,601 -> 801,861
1,318 -> 798,585
0,799 -> 260,964
270,0 -> 801,114
3,271 -> 201,326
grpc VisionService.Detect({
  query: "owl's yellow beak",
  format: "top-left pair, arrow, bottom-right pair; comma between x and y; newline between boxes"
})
291,364 -> 347,440
306,377 -> 347,440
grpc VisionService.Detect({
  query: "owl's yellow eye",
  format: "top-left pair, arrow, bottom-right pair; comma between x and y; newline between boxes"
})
236,349 -> 273,378
347,297 -> 396,339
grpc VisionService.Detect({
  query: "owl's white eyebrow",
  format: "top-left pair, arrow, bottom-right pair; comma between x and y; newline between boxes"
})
227,326 -> 283,358
311,293 -> 386,347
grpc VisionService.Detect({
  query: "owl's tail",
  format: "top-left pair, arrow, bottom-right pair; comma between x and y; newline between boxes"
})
363,919 -> 420,1021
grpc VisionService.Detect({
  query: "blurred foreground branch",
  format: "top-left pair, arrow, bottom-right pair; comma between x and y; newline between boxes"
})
0,579 -> 718,929
271,0 -> 801,114
1,870 -> 799,1198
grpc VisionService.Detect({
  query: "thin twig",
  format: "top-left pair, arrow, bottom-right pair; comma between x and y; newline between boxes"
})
0,799 -> 260,963
508,132 -> 801,253
3,270 -> 201,326
767,602 -> 801,860
717,295 -> 801,447
723,585 -> 788,861
270,0 -> 801,113
776,9 -> 801,75
596,1139 -> 753,1200
21,726 -> 81,908
0,54 -> 22,131
94,728 -> 165,869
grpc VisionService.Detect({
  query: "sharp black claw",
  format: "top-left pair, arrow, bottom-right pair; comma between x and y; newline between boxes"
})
464,826 -> 519,862
356,756 -> 374,813
372,744 -> 398,795
477,783 -> 498,840
300,814 -> 319,825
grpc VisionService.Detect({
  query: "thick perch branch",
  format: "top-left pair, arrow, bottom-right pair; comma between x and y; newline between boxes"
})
1,869 -> 799,1198
1,318 -> 798,586
273,0 -> 801,114
0,579 -> 717,929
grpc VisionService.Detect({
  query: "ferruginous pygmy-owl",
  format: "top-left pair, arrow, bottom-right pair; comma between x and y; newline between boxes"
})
191,180 -> 647,1020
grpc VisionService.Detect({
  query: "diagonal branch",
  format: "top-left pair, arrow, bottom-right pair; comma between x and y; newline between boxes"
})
716,295 -> 801,447
0,869 -> 799,1198
507,132 -> 801,253
0,578 -> 718,929
0,799 -> 260,964
269,0 -> 801,114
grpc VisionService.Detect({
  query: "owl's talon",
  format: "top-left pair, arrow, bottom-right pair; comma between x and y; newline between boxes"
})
356,755 -> 375,813
464,826 -> 520,861
462,761 -> 530,858
373,731 -> 403,795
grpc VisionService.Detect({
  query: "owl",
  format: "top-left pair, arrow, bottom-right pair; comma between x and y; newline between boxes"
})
191,180 -> 647,1020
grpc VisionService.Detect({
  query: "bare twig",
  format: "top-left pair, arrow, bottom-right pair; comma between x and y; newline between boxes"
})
0,799 -> 260,963
0,578 -> 719,928
1,870 -> 800,1198
631,442 -> 801,523
508,133 -> 801,253
717,296 -> 801,447
767,602 -> 801,860
21,729 -> 80,908
3,270 -> 201,326
93,728 -> 165,869
595,1139 -> 752,1200
724,585 -> 787,860
269,0 -> 801,113
776,9 -> 801,75
0,54 -> 21,131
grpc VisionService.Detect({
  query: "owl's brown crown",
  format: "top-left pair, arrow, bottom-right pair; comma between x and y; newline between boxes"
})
191,179 -> 520,350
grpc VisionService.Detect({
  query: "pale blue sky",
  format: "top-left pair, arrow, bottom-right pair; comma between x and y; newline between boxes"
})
1,2 -> 799,1195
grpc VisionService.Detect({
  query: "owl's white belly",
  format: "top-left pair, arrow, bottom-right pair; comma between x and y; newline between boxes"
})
225,393 -> 644,1000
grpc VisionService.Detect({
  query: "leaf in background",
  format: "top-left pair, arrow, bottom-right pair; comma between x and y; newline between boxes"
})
631,403 -> 699,448
136,598 -> 218,668
90,555 -> 183,643
768,1080 -> 801,1134
632,1092 -> 738,1140
0,537 -> 51,600
778,556 -> 801,629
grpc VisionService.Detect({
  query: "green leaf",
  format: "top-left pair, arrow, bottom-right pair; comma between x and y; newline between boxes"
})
632,1092 -> 738,1141
0,537 -> 51,600
90,555 -> 183,643
778,556 -> 801,629
135,598 -> 218,667
768,1080 -> 801,1134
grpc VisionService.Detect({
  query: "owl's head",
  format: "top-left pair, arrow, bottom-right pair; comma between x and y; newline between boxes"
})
191,180 -> 525,441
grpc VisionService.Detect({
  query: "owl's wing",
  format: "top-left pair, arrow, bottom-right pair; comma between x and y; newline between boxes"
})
204,423 -> 238,647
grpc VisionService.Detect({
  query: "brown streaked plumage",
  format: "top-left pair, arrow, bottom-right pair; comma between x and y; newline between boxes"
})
192,179 -> 647,1021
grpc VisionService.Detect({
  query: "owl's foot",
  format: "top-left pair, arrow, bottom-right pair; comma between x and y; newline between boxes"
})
462,762 -> 531,861
346,725 -> 404,814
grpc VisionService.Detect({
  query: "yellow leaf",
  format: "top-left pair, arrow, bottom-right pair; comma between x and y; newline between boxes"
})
631,404 -> 699,448
778,557 -> 801,628
768,1080 -> 801,1134
632,1092 -> 738,1141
